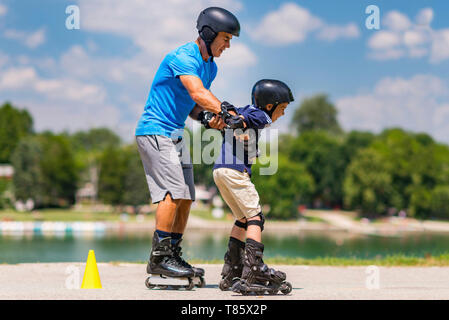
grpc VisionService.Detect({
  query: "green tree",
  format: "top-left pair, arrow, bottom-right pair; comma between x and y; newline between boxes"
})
38,133 -> 79,206
97,146 -> 128,205
11,133 -> 78,207
70,127 -> 121,153
252,154 -> 315,220
289,131 -> 346,207
10,137 -> 44,205
291,94 -> 343,135
343,148 -> 398,215
0,102 -> 33,163
122,145 -> 150,206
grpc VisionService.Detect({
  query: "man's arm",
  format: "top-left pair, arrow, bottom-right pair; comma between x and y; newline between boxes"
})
180,75 -> 221,114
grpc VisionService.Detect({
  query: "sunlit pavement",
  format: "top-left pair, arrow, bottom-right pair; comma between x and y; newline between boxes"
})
0,263 -> 448,300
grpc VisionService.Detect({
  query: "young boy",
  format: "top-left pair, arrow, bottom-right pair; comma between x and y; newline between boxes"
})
202,79 -> 294,295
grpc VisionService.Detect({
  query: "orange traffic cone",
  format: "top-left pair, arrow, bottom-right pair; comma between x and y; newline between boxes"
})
81,250 -> 102,289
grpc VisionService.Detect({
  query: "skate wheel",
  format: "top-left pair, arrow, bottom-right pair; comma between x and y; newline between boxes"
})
280,282 -> 292,295
145,277 -> 156,289
185,279 -> 195,291
197,277 -> 206,288
219,280 -> 229,291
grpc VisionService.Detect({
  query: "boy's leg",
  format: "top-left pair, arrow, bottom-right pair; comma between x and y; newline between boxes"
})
230,217 -> 247,242
246,214 -> 263,242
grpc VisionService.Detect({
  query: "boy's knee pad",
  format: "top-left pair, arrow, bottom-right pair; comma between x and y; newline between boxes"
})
234,219 -> 247,230
247,212 -> 265,232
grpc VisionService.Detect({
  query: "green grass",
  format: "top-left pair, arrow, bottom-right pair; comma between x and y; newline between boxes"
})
109,254 -> 449,266
0,208 -> 147,222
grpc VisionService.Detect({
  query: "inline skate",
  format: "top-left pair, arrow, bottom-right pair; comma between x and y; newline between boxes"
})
219,237 -> 245,291
232,239 -> 292,295
172,238 -> 206,288
145,232 -> 195,290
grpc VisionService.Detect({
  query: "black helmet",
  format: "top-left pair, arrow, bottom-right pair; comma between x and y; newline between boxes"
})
251,79 -> 294,117
196,7 -> 240,57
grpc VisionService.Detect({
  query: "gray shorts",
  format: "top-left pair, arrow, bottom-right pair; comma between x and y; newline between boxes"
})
136,135 -> 195,203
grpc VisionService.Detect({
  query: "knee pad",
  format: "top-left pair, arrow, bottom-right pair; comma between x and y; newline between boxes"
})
247,212 -> 265,232
234,219 -> 247,230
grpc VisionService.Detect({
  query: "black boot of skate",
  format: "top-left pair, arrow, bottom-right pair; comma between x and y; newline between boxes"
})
145,232 -> 195,290
219,237 -> 245,291
172,238 -> 206,288
232,238 -> 292,295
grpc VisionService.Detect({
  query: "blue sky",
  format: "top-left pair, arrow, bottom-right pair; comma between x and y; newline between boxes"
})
0,0 -> 449,142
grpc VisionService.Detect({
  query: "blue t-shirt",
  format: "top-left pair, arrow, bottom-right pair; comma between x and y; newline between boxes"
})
135,42 -> 217,137
213,105 -> 272,176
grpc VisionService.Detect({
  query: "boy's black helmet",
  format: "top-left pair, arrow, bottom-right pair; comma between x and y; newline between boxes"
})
251,79 -> 294,117
196,7 -> 240,57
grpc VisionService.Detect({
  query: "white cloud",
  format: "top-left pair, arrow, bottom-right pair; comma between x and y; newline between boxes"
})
3,28 -> 46,48
383,11 -> 411,32
0,3 -> 7,16
0,66 -> 105,104
367,8 -> 449,63
250,2 -> 360,46
416,8 -> 434,26
317,23 -> 360,42
430,29 -> 449,63
79,0 -> 243,56
368,31 -> 402,50
336,74 -> 449,142
218,43 -> 257,68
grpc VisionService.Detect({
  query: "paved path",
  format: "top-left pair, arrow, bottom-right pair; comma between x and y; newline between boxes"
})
0,263 -> 448,300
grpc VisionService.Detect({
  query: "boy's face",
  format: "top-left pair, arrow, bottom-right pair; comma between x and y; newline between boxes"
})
266,102 -> 288,122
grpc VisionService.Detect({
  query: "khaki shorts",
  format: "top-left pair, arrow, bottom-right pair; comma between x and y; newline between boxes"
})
213,168 -> 261,220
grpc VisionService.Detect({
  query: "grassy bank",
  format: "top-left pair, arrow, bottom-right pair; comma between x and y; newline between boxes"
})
189,254 -> 449,266
110,254 -> 449,267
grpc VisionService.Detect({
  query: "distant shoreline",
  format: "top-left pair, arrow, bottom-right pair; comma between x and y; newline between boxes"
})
1,209 -> 449,235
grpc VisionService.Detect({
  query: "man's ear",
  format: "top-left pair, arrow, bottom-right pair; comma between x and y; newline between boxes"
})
265,104 -> 274,111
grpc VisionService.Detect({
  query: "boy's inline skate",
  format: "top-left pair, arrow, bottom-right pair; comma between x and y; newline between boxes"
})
219,237 -> 245,291
145,232 -> 196,290
172,238 -> 206,288
232,239 -> 292,295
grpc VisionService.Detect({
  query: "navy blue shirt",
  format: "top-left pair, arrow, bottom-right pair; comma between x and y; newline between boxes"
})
213,105 -> 272,176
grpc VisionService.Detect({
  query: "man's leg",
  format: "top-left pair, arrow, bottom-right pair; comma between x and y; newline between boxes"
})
155,192 -> 180,232
171,199 -> 192,234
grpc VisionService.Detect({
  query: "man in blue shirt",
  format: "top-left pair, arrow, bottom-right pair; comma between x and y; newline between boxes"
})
136,7 -> 240,289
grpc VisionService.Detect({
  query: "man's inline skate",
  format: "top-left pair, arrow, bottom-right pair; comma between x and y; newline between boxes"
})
232,238 -> 292,295
172,238 -> 206,288
145,232 -> 196,290
219,237 -> 245,291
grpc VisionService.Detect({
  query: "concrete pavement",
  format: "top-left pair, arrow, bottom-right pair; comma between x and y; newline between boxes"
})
0,263 -> 448,300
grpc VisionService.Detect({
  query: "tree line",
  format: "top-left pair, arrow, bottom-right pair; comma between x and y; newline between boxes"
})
1,98 -> 449,220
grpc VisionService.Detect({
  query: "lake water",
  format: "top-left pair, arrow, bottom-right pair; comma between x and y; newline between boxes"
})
1,230 -> 449,264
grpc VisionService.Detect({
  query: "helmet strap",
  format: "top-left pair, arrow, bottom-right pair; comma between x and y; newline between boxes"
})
199,26 -> 217,60
265,103 -> 279,118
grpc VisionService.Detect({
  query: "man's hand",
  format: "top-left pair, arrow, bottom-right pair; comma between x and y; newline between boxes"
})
208,115 -> 227,130
198,110 -> 226,130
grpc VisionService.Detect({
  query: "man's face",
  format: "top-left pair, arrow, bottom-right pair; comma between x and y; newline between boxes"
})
268,102 -> 288,122
210,32 -> 232,57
